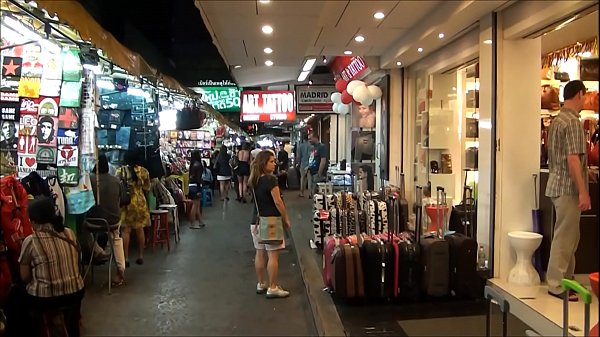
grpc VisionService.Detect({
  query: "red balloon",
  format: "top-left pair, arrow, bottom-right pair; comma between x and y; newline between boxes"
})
341,90 -> 353,104
335,79 -> 348,92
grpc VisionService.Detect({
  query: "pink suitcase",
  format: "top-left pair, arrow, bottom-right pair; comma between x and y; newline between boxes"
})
323,235 -> 347,288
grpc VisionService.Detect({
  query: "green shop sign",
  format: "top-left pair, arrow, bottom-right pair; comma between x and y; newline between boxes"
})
192,86 -> 240,112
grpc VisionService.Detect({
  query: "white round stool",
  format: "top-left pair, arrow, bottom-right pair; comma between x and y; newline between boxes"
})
159,204 -> 180,243
508,231 -> 543,286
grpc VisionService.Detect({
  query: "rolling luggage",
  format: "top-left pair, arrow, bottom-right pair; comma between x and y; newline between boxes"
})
449,171 -> 477,238
445,185 -> 480,298
331,208 -> 364,299
312,210 -> 331,248
395,167 -> 409,232
419,186 -> 450,297
397,189 -> 421,301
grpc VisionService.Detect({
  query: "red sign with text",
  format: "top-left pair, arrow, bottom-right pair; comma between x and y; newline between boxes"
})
240,90 -> 296,122
329,56 -> 370,81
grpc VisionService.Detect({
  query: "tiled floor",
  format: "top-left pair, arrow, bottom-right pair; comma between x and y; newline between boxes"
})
80,193 -> 317,336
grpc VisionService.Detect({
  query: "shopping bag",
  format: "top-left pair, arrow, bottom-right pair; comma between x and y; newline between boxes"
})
65,173 -> 95,214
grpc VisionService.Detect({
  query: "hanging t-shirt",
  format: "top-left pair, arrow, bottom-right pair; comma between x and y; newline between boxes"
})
47,176 -> 65,218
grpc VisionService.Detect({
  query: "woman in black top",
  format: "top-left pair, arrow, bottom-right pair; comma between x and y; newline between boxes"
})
236,142 -> 251,203
214,145 -> 232,201
248,150 -> 291,299
188,150 -> 206,229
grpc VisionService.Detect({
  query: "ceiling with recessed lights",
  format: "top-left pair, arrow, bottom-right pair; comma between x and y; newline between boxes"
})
196,0 -> 588,88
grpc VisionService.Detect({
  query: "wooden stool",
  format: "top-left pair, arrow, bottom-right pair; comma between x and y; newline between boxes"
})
159,204 -> 180,243
150,210 -> 170,252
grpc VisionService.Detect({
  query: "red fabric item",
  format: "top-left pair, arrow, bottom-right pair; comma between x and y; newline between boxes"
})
0,176 -> 33,262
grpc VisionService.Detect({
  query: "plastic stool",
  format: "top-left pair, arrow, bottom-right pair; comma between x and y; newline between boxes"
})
183,199 -> 193,221
150,210 -> 170,252
317,182 -> 333,195
201,188 -> 213,207
159,204 -> 180,243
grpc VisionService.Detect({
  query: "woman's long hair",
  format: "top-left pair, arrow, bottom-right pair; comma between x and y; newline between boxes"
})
124,151 -> 139,182
217,144 -> 228,162
248,150 -> 274,188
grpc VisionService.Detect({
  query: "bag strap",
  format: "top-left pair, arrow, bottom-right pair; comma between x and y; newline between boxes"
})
37,229 -> 81,253
252,188 -> 260,217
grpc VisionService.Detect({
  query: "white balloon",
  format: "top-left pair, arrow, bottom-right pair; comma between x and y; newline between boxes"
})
346,80 -> 365,95
360,96 -> 374,106
331,92 -> 342,104
338,103 -> 350,115
367,85 -> 382,99
332,102 -> 340,113
352,85 -> 370,102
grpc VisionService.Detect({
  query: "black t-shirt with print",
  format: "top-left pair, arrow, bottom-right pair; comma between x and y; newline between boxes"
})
250,174 -> 280,223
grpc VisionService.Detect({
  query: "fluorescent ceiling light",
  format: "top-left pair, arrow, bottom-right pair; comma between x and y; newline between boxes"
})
2,16 -> 61,54
417,47 -> 423,52
373,12 -> 385,19
233,65 -> 242,69
259,0 -> 270,3
264,47 -> 273,54
262,25 -> 273,34
354,35 -> 365,42
483,39 -> 492,44
344,50 -> 352,55
396,61 -> 402,66
297,70 -> 310,82
265,60 -> 273,66
302,58 -> 316,71
438,33 -> 445,39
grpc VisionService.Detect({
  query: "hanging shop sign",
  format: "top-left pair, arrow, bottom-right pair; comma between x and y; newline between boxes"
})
329,56 -> 370,82
296,85 -> 336,113
191,86 -> 241,112
196,80 -> 236,87
240,90 -> 296,122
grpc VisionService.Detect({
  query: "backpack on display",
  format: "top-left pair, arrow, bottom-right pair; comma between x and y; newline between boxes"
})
202,167 -> 213,183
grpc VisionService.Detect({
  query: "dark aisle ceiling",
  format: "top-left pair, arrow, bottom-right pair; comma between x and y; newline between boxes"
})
77,0 -> 233,87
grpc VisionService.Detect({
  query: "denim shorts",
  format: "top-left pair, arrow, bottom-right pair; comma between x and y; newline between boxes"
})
188,184 -> 201,200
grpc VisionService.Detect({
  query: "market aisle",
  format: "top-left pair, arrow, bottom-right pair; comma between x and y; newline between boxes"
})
79,193 -> 317,336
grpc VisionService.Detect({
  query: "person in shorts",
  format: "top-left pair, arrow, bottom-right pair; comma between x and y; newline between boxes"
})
188,150 -> 206,229
249,150 -> 291,298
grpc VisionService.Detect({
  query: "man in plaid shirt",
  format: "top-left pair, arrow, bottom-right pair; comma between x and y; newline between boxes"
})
545,80 -> 591,301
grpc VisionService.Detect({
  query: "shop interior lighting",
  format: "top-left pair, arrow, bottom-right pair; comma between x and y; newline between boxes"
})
354,35 -> 365,42
233,65 -> 242,69
83,63 -> 103,75
483,39 -> 492,45
308,79 -> 313,85
297,70 -> 310,82
127,88 -> 151,99
265,60 -> 273,66
344,50 -> 352,55
373,12 -> 385,20
264,47 -> 273,54
96,78 -> 115,90
438,33 -> 445,39
259,0 -> 270,3
578,51 -> 592,57
2,16 -> 61,54
396,61 -> 402,66
322,55 -> 327,64
417,47 -> 423,52
262,25 -> 273,34
302,58 -> 316,71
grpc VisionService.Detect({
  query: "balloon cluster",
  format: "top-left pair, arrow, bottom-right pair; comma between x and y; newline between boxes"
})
330,79 -> 382,115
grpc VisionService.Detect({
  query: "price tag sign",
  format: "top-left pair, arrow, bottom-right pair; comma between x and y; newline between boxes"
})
318,210 -> 330,221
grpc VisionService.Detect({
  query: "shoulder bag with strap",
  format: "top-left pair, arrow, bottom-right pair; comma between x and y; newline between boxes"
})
119,167 -> 132,207
251,180 -> 284,245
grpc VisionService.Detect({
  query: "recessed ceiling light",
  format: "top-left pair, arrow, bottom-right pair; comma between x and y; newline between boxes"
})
265,60 -> 273,66
262,25 -> 273,34
396,61 -> 402,66
354,35 -> 365,42
264,47 -> 273,54
438,33 -> 445,39
373,12 -> 385,20
483,39 -> 492,44
344,50 -> 352,55
417,47 -> 423,52
233,65 -> 242,69
259,0 -> 270,3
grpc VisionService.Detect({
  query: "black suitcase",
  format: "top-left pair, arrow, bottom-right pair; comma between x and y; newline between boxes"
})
396,190 -> 420,301
449,177 -> 477,239
395,167 -> 409,232
419,186 -> 449,297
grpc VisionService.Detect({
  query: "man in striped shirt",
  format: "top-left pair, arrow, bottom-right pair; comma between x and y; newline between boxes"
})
545,80 -> 591,301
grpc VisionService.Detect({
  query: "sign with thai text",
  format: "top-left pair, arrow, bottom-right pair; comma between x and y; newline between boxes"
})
191,86 -> 240,112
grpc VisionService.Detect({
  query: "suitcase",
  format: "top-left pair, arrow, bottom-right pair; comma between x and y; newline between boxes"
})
395,167 -> 409,232
419,186 -> 450,297
393,192 -> 421,301
286,167 -> 300,190
449,171 -> 477,238
323,235 -> 347,289
312,210 -> 331,248
331,209 -> 365,299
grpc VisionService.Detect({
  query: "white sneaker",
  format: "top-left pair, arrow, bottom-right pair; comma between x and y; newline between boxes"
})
189,222 -> 206,229
256,283 -> 268,294
266,286 -> 290,298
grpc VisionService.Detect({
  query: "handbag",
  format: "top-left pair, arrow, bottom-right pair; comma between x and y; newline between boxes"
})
465,147 -> 479,170
118,167 -> 132,207
466,118 -> 478,138
580,58 -> 599,81
541,85 -> 560,110
466,91 -> 479,109
64,173 -> 95,214
553,72 -> 570,82
252,188 -> 284,245
441,154 -> 452,174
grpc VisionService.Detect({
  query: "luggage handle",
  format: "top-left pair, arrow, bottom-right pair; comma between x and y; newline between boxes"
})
436,186 -> 445,239
561,279 -> 592,337
484,286 -> 509,337
415,186 -> 423,243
